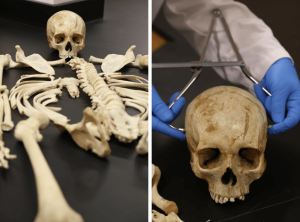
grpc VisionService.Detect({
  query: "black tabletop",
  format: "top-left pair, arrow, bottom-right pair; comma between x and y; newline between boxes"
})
0,0 -> 148,222
152,1 -> 300,222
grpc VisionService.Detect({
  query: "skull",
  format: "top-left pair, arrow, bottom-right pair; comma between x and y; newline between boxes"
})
185,86 -> 267,204
47,10 -> 86,59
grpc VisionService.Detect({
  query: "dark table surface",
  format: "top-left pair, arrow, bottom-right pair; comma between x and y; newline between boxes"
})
0,0 -> 148,222
153,1 -> 300,222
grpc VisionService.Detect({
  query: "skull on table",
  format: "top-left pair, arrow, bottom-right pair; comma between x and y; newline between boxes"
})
185,86 -> 268,204
47,10 -> 86,59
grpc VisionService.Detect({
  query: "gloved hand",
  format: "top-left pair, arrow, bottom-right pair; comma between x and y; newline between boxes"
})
254,58 -> 300,135
152,85 -> 186,140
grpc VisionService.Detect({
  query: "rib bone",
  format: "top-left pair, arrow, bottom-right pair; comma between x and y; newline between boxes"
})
14,112 -> 83,222
152,164 -> 179,215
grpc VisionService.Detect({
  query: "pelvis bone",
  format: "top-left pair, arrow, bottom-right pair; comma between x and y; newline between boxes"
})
55,107 -> 111,158
185,86 -> 268,204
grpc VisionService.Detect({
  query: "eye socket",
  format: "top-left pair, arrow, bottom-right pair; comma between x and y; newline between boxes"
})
72,34 -> 83,44
55,34 -> 65,44
238,148 -> 261,169
198,148 -> 221,169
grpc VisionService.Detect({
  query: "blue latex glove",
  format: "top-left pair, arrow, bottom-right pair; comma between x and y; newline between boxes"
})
152,85 -> 186,140
254,58 -> 300,135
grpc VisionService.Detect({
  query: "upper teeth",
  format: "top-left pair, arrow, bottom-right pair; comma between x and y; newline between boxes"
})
210,191 -> 245,204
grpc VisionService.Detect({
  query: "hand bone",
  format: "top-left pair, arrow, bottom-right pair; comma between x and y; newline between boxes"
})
14,112 -> 84,222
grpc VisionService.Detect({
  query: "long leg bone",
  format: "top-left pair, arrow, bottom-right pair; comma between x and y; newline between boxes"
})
152,210 -> 184,222
54,107 -> 111,158
14,112 -> 83,222
152,164 -> 178,215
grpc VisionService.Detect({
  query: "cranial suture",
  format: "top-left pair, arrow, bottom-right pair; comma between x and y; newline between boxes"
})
185,86 -> 268,204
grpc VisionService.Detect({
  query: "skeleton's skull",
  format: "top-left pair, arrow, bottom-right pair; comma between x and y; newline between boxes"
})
47,10 -> 86,59
185,86 -> 267,204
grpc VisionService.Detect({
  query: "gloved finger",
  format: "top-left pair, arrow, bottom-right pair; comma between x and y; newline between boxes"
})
270,92 -> 289,123
268,106 -> 300,135
152,116 -> 186,140
170,97 -> 185,120
152,85 -> 174,123
254,84 -> 268,105
260,78 -> 267,88
166,92 -> 180,106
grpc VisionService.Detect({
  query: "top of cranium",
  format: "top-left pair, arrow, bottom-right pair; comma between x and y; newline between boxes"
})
46,10 -> 86,48
185,86 -> 268,154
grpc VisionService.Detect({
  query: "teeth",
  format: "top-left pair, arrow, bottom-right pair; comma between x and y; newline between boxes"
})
239,196 -> 243,200
219,197 -> 223,204
242,196 -> 245,201
223,197 -> 228,203
215,195 -> 219,203
230,198 -> 235,202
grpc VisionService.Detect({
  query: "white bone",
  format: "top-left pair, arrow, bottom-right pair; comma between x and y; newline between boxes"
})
14,112 -> 83,222
68,58 -> 140,144
54,107 -> 111,158
10,78 -> 69,125
152,164 -> 178,214
136,121 -> 148,154
47,11 -> 86,59
60,77 -> 80,98
128,54 -> 148,68
151,163 -> 155,180
2,89 -> 14,131
109,81 -> 148,90
128,54 -> 142,67
0,54 -> 11,85
8,45 -> 56,75
89,45 -> 136,73
185,86 -> 268,202
0,92 -> 16,169
104,74 -> 148,84
152,210 -> 184,222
